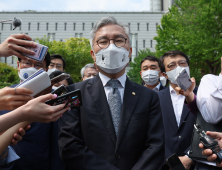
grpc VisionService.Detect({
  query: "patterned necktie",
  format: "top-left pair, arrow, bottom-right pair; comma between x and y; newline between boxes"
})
107,79 -> 122,136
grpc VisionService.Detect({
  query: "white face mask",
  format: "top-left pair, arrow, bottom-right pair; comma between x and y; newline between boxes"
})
52,86 -> 59,91
84,76 -> 94,81
18,67 -> 38,81
160,76 -> 167,86
142,70 -> 160,86
166,66 -> 190,84
47,68 -> 59,75
95,44 -> 129,74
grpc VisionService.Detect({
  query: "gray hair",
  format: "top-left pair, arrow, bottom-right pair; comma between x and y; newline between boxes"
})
90,16 -> 130,49
80,63 -> 96,78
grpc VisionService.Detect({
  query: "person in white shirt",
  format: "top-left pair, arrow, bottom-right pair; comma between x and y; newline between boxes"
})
140,56 -> 166,91
197,57 -> 222,124
158,50 -> 196,170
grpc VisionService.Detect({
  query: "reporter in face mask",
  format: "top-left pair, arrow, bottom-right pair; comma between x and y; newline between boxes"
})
140,56 -> 166,91
58,16 -> 165,170
158,50 -> 198,170
49,70 -> 74,90
80,63 -> 98,81
0,52 -> 67,170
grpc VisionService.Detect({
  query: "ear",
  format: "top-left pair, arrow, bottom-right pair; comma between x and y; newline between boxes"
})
90,50 -> 96,62
162,72 -> 168,80
81,78 -> 84,81
128,47 -> 132,59
17,61 -> 20,72
159,72 -> 164,77
140,71 -> 142,78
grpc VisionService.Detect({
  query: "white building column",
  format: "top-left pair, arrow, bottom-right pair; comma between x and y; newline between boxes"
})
131,34 -> 136,62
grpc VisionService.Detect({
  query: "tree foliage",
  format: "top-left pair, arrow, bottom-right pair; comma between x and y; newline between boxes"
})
127,48 -> 156,84
154,0 -> 222,84
0,62 -> 19,88
36,36 -> 93,82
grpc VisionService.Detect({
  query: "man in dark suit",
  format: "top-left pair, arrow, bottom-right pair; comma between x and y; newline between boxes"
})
58,16 -> 165,170
140,56 -> 166,91
158,50 -> 197,170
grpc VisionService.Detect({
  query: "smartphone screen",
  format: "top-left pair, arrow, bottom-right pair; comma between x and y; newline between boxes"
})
176,68 -> 192,91
46,89 -> 82,108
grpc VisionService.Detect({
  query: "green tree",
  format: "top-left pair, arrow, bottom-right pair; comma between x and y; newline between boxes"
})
36,36 -> 93,82
0,62 -> 19,88
154,0 -> 222,85
127,48 -> 156,84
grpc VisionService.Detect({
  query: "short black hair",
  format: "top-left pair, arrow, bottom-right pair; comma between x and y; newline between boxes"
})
49,70 -> 74,85
50,54 -> 66,70
159,50 -> 190,72
18,52 -> 51,68
140,56 -> 160,68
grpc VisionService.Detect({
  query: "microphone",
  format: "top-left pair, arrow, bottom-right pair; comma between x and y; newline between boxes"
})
0,17 -> 22,30
12,18 -> 21,30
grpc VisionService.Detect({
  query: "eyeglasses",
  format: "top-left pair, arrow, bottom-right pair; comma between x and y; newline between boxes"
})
20,61 -> 45,70
167,60 -> 188,70
95,37 -> 127,49
49,62 -> 63,69
84,73 -> 97,78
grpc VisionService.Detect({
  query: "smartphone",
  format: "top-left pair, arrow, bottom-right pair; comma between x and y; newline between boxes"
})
45,89 -> 82,108
22,42 -> 48,62
51,85 -> 68,96
166,153 -> 186,170
175,68 -> 192,91
51,73 -> 71,85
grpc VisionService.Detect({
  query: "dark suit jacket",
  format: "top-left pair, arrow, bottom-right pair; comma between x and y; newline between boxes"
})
0,84 -> 66,170
157,87 -> 197,160
58,75 -> 165,170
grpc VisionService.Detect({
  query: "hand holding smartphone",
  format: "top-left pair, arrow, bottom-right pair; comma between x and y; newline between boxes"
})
175,68 -> 192,92
46,89 -> 82,109
21,40 -> 48,62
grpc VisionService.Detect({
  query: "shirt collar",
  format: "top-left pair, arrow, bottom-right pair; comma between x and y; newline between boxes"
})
99,72 -> 126,88
169,84 -> 176,94
153,82 -> 161,91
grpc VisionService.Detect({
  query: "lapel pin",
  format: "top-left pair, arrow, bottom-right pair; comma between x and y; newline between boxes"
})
132,92 -> 136,95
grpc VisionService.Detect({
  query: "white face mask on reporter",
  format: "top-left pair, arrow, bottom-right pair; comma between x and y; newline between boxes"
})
95,44 -> 129,74
47,68 -> 59,75
142,70 -> 160,86
18,67 -> 37,81
166,66 -> 190,84
160,76 -> 167,86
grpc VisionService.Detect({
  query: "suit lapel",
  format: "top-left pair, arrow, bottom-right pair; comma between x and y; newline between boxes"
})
115,78 -> 140,151
87,75 -> 116,146
161,88 -> 178,131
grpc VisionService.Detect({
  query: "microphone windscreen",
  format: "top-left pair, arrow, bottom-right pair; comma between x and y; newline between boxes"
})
12,18 -> 21,29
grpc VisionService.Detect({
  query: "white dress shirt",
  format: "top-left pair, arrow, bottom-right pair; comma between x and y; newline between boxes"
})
153,83 -> 161,92
169,85 -> 185,127
99,72 -> 126,103
197,74 -> 222,124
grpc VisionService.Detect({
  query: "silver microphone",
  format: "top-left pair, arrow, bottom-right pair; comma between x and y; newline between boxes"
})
0,17 -> 22,30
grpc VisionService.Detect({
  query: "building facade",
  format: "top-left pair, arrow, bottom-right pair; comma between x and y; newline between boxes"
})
0,1 -> 173,68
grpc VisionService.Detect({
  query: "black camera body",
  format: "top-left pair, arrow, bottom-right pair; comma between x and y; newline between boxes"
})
194,124 -> 222,164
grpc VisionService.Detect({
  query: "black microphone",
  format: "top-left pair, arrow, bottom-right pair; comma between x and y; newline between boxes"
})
12,18 -> 21,30
0,17 -> 22,30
